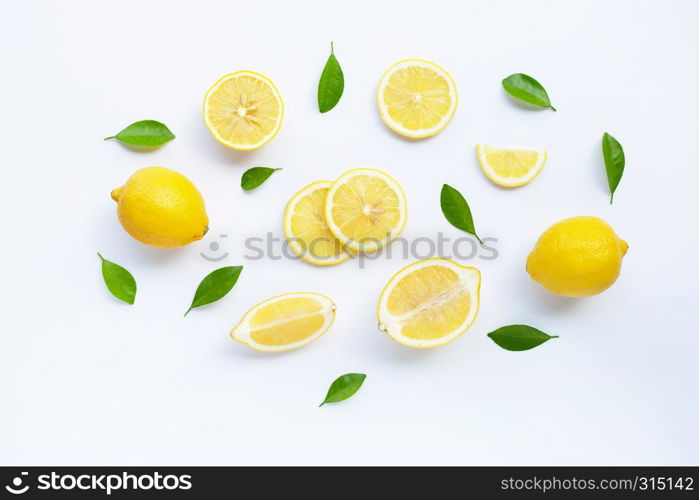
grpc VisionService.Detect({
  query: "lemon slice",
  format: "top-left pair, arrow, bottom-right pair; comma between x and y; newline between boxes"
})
283,181 -> 354,266
476,144 -> 547,187
203,71 -> 283,151
325,168 -> 407,253
377,59 -> 458,139
231,292 -> 336,352
377,258 -> 481,348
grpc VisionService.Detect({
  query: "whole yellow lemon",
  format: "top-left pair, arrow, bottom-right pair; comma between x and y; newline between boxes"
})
111,167 -> 209,248
526,216 -> 628,297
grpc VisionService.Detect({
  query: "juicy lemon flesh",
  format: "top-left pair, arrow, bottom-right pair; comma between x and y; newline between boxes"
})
287,183 -> 352,264
382,66 -> 452,131
483,147 -> 540,178
111,167 -> 208,248
329,174 -> 402,244
247,297 -> 326,347
527,216 -> 629,297
386,265 -> 472,341
205,74 -> 281,148
250,315 -> 326,346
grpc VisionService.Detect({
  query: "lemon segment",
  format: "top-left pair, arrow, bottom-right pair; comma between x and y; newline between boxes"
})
377,258 -> 481,348
111,167 -> 208,248
377,59 -> 457,138
231,293 -> 336,352
283,181 -> 354,266
476,144 -> 547,187
203,71 -> 283,151
324,168 -> 407,253
526,216 -> 628,297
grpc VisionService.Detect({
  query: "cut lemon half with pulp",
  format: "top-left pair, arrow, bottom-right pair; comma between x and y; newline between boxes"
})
377,59 -> 457,139
231,292 -> 336,352
476,144 -> 547,187
377,258 -> 481,348
325,168 -> 407,253
203,71 -> 283,151
284,181 -> 354,266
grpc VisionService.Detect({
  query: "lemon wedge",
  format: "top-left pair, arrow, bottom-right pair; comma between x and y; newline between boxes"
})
377,59 -> 457,138
325,168 -> 407,253
476,144 -> 547,187
203,71 -> 283,151
284,181 -> 354,266
377,258 -> 481,348
231,293 -> 336,352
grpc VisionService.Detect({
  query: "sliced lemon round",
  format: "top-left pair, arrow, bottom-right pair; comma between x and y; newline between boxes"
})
203,71 -> 283,151
283,181 -> 354,266
377,59 -> 458,139
325,168 -> 407,253
377,258 -> 481,348
231,292 -> 336,352
476,144 -> 547,187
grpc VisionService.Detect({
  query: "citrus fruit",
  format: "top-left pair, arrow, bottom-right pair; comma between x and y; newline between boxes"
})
527,216 -> 629,297
111,167 -> 208,248
325,168 -> 407,253
283,181 -> 354,266
377,59 -> 457,138
203,71 -> 283,151
377,258 -> 481,348
231,292 -> 337,352
476,144 -> 547,187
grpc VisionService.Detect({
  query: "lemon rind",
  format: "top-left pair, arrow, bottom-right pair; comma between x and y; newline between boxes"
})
203,70 -> 284,151
376,258 -> 481,348
376,59 -> 458,139
230,292 -> 336,352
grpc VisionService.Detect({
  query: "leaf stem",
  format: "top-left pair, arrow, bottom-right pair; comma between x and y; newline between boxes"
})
330,41 -> 334,54
97,252 -> 104,261
610,193 -> 614,205
474,234 -> 484,245
550,336 -> 560,339
184,307 -> 192,317
103,136 -> 115,140
549,105 -> 557,112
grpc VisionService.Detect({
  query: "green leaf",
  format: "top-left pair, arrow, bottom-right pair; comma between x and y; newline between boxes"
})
241,167 -> 282,191
440,184 -> 482,244
487,325 -> 558,351
317,42 -> 344,113
104,120 -> 175,147
320,373 -> 366,406
98,253 -> 136,305
185,266 -> 243,316
602,132 -> 625,204
502,73 -> 556,111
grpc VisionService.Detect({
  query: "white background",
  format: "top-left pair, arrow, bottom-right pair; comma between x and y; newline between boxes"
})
1,0 -> 697,465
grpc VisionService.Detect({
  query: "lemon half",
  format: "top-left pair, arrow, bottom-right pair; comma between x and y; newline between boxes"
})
231,292 -> 337,352
377,59 -> 458,139
476,144 -> 547,187
203,71 -> 283,151
325,168 -> 407,253
377,258 -> 481,348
